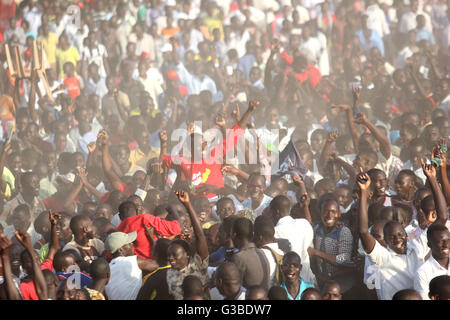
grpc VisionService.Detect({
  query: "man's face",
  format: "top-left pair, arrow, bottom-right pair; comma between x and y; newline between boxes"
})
321,201 -> 340,229
24,174 -> 41,198
217,273 -> 241,299
370,224 -> 387,247
410,145 -> 426,170
248,176 -> 265,202
322,284 -> 342,300
395,174 -> 414,201
281,256 -> 301,284
429,230 -> 450,260
311,133 -> 325,153
217,200 -> 235,220
371,172 -> 387,197
386,224 -> 407,254
336,188 -> 351,208
12,210 -> 30,232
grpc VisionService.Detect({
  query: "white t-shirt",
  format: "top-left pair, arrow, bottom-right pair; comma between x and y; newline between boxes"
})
105,255 -> 142,300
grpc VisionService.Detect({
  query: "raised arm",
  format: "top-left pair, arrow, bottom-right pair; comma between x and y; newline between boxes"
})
435,140 -> 450,205
357,170 -> 377,253
237,100 -> 259,129
355,111 -> 391,160
421,159 -> 448,226
293,175 -> 312,224
99,130 -> 124,190
0,233 -> 21,300
47,211 -> 61,260
318,131 -> 339,173
175,190 -> 208,261
14,231 -> 48,300
27,70 -> 38,123
330,103 -> 359,153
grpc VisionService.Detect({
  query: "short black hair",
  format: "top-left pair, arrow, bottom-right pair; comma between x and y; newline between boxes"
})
89,257 -> 110,280
427,223 -> 449,243
392,289 -> 421,300
118,201 -> 137,220
182,275 -> 204,299
254,215 -> 275,241
429,275 -> 450,298
232,217 -> 253,241
267,286 -> 288,300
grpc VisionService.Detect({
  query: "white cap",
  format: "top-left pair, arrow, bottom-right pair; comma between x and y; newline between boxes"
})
161,43 -> 173,53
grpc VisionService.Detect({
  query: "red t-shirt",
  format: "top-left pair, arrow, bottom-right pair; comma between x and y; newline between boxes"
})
161,124 -> 244,198
63,76 -> 81,99
20,258 -> 53,300
116,213 -> 181,259
43,196 -> 66,213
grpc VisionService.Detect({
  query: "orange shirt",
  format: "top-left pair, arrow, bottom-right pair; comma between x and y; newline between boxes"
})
161,27 -> 180,39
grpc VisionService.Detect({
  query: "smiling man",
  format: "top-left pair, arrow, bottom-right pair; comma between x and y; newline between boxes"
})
357,160 -> 448,300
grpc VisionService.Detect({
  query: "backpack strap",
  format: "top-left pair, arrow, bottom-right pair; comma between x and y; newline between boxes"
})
255,247 -> 270,291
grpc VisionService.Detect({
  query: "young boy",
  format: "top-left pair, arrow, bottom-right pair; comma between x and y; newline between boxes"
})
62,62 -> 84,99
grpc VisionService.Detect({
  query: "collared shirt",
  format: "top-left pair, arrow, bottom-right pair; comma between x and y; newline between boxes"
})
231,286 -> 246,300
367,231 -> 429,300
242,194 -> 273,220
167,254 -> 210,300
313,223 -> 354,277
414,255 -> 450,300
275,216 -> 315,283
355,29 -> 385,56
280,278 -> 314,300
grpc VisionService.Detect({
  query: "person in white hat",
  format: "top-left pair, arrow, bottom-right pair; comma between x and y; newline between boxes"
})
104,231 -> 158,300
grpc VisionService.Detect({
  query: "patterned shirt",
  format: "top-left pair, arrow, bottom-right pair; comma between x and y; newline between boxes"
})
313,223 -> 354,277
166,254 -> 210,300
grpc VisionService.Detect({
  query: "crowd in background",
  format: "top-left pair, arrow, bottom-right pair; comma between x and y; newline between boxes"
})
0,0 -> 449,300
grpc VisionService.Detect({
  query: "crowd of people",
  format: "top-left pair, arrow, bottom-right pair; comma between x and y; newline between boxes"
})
0,0 -> 449,301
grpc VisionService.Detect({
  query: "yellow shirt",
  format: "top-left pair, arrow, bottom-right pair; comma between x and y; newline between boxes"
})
55,46 -> 80,79
129,147 -> 161,170
38,32 -> 58,64
203,15 -> 223,39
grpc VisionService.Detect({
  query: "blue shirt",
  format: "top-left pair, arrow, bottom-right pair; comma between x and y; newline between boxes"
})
281,278 -> 314,300
356,29 -> 385,57
415,28 -> 435,45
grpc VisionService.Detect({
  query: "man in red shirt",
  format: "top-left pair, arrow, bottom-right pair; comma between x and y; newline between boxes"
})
159,100 -> 259,200
116,201 -> 181,259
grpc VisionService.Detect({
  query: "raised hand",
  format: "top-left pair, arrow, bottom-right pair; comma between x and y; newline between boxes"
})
352,84 -> 360,102
299,192 -> 310,207
421,158 -> 436,179
87,142 -> 96,154
175,190 -> 190,205
232,103 -> 240,122
0,233 -> 12,256
49,210 -> 61,226
327,131 -> 339,143
356,168 -> 371,192
248,100 -> 259,112
221,165 -> 239,176
14,230 -> 33,249
293,174 -> 304,185
215,113 -> 226,129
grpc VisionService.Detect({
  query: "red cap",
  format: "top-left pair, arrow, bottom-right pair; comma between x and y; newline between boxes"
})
166,70 -> 179,81
141,51 -> 150,58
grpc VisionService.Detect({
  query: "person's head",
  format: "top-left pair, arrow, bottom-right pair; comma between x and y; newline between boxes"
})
56,279 -> 78,300
400,123 -> 418,148
269,195 -> 291,225
167,239 -> 192,270
395,170 -> 416,201
392,289 -> 422,300
267,286 -> 288,300
321,281 -> 342,300
11,204 -> 31,232
193,197 -> 212,225
118,201 -> 138,221
427,223 -> 450,261
42,269 -> 59,300
248,174 -> 266,203
383,220 -> 407,254
63,62 -> 75,77
34,210 -> 53,241
335,185 -> 352,209
416,14 -> 426,29
368,169 -> 387,198
105,231 -> 137,258
353,149 -> 378,172
429,275 -> 450,300
217,215 -> 239,247
231,218 -> 253,249
216,261 -> 242,299
314,178 -> 336,198
301,288 -> 322,300
182,275 -> 204,300
310,129 -> 328,154
53,251 -> 77,273
408,139 -> 427,170
270,177 -> 289,195
253,215 -> 275,247
282,251 -> 302,285
69,215 -> 95,246
216,197 -> 236,220
20,171 -> 41,198
419,195 -> 438,228
319,193 -> 341,230
371,219 -> 389,247
128,195 -> 145,215
246,285 -> 269,300
94,203 -> 114,221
